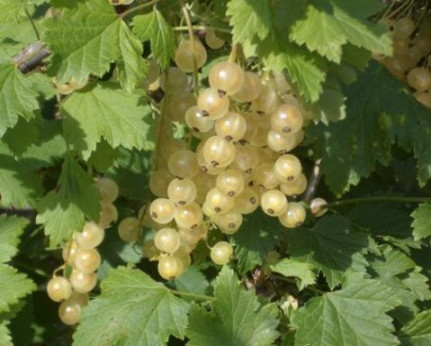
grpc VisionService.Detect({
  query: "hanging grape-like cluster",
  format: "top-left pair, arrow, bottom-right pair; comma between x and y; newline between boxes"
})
46,178 -> 119,325
130,34 -> 318,281
378,16 -> 431,108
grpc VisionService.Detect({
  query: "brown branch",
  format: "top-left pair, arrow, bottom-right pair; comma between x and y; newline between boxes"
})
12,42 -> 50,73
0,207 -> 37,221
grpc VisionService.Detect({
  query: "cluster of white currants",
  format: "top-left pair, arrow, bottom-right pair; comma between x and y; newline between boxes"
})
47,178 -> 119,325
378,17 -> 431,108
139,34 -> 321,280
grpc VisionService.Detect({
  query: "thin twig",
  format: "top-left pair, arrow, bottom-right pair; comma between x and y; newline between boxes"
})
303,159 -> 321,203
24,8 -> 40,40
179,0 -> 200,96
324,196 -> 431,209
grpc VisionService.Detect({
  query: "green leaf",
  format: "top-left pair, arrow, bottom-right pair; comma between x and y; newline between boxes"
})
368,246 -> 415,278
290,0 -> 390,63
132,9 -> 175,69
243,38 -> 327,102
399,310 -> 431,346
0,63 -> 38,135
173,265 -> 209,296
62,83 -> 154,159
292,279 -> 400,346
27,72 -> 56,100
117,21 -> 147,93
411,203 -> 431,241
310,77 -> 346,122
73,267 -> 190,345
366,246 -> 430,319
274,0 -> 307,32
186,266 -> 279,346
2,117 -> 38,156
0,322 -> 12,346
8,298 -> 34,346
0,265 -> 35,314
0,215 -> 28,263
232,210 -> 283,273
227,0 -> 272,42
43,0 -> 146,87
349,202 -> 412,238
0,0 -> 27,24
0,144 -> 43,208
290,4 -> 346,62
401,270 -> 431,302
87,139 -> 116,173
312,62 -> 431,195
270,258 -> 316,290
36,155 -> 100,246
288,215 -> 370,289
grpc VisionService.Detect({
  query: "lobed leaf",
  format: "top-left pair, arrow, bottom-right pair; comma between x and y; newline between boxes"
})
0,63 -> 38,135
312,62 -> 431,195
36,155 -> 100,246
44,0 -> 146,89
227,0 -> 272,42
0,265 -> 35,314
186,266 -> 280,346
62,82 -> 154,159
0,215 -> 28,263
292,279 -> 400,346
399,310 -> 431,345
288,214 -> 370,289
132,9 -> 175,69
411,203 -> 431,241
73,267 -> 190,346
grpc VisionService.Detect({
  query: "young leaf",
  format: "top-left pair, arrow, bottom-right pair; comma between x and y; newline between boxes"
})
44,0 -> 146,88
0,63 -> 38,135
132,9 -> 175,69
270,258 -> 316,290
243,38 -> 327,102
411,203 -> 431,241
117,21 -> 147,93
62,82 -> 154,159
292,279 -> 400,346
399,310 -> 431,345
186,266 -> 280,346
0,215 -> 28,263
36,155 -> 100,246
288,214 -> 370,289
227,0 -> 272,42
73,267 -> 190,345
290,0 -> 390,63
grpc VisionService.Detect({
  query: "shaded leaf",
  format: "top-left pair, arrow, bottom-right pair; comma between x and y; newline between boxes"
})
288,215 -> 370,289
